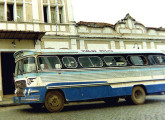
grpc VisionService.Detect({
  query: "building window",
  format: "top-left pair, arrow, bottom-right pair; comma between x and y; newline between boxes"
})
51,7 -> 56,23
59,7 -> 63,23
0,4 -> 4,20
7,4 -> 14,21
17,5 -> 23,22
43,6 -> 48,23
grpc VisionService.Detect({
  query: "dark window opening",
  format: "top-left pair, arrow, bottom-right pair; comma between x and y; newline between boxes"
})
2,53 -> 15,95
43,6 -> 48,23
59,7 -> 63,23
7,4 -> 14,21
59,13 -> 62,23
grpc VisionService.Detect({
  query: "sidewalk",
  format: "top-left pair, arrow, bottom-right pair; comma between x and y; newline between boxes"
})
0,94 -> 19,107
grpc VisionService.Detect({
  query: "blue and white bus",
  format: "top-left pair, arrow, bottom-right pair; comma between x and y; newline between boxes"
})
13,49 -> 165,112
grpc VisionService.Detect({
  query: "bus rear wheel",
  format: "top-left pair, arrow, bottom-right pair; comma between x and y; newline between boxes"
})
130,86 -> 146,105
44,91 -> 64,112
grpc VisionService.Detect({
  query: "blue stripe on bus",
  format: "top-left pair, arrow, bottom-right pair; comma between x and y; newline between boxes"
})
13,83 -> 165,104
61,83 -> 165,102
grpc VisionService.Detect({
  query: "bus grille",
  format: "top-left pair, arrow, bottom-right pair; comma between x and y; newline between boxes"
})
15,80 -> 26,96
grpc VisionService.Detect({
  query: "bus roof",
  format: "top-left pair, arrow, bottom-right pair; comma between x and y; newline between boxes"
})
14,49 -> 164,60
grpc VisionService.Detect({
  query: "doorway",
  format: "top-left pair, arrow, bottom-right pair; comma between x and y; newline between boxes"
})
1,52 -> 15,95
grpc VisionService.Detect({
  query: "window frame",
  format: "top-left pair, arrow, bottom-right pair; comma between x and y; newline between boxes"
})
37,55 -> 62,70
43,5 -> 48,23
62,56 -> 78,68
103,56 -> 127,67
16,4 -> 23,22
78,56 -> 103,68
16,57 -> 37,75
127,55 -> 148,66
148,55 -> 165,65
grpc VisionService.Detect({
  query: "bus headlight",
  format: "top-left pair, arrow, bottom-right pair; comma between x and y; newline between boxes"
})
27,89 -> 31,96
23,89 -> 27,96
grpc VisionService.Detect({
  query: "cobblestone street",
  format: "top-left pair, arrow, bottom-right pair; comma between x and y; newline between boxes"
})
1,95 -> 165,120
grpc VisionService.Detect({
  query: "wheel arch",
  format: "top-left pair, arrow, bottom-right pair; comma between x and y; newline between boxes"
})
133,84 -> 148,95
45,89 -> 67,103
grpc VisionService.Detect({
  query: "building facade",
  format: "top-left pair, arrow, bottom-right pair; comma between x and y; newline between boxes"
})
0,0 -> 76,101
75,14 -> 165,50
1,0 -> 165,101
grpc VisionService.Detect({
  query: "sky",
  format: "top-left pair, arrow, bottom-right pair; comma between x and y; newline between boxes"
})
72,0 -> 165,28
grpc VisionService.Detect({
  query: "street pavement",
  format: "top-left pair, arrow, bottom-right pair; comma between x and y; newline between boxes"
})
1,95 -> 165,120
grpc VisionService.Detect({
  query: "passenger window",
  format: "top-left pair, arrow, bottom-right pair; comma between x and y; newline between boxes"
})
90,56 -> 103,67
78,56 -> 103,68
104,56 -> 126,66
62,57 -> 77,68
129,56 -> 146,66
38,56 -> 61,70
78,57 -> 93,68
148,55 -> 165,65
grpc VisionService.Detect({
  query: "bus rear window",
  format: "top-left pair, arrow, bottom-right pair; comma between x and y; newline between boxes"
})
104,56 -> 126,66
78,56 -> 103,68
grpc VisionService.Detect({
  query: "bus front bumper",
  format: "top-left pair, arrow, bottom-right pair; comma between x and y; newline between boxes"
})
13,96 -> 41,104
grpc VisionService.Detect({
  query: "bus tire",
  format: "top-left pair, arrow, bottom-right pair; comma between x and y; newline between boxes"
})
131,86 -> 146,105
44,91 -> 64,113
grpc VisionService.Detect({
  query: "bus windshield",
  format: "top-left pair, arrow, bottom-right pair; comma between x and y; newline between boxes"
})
15,57 -> 36,76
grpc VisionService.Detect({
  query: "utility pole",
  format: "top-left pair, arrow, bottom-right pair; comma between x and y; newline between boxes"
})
56,0 -> 58,35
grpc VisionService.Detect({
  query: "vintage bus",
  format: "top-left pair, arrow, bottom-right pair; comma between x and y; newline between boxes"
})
13,49 -> 165,112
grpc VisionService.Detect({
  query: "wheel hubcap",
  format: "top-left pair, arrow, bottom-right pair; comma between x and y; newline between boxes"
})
135,90 -> 142,99
49,96 -> 60,107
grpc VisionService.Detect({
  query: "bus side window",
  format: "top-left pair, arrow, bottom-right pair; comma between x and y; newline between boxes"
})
149,55 -> 165,65
62,57 -> 78,68
128,55 -> 147,66
89,56 -> 103,67
78,57 -> 93,68
78,56 -> 103,68
103,56 -> 126,66
158,55 -> 165,64
38,56 -> 62,70
148,55 -> 159,65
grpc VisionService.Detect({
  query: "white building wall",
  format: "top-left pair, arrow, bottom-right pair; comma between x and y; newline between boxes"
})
0,53 -> 2,101
44,41 -> 69,49
87,44 -> 109,50
32,0 -> 39,22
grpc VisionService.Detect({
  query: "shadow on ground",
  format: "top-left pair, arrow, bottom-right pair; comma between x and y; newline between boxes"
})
19,97 -> 165,114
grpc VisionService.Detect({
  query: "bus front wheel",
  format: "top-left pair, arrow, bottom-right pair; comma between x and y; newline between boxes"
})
44,91 -> 64,112
130,86 -> 146,105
